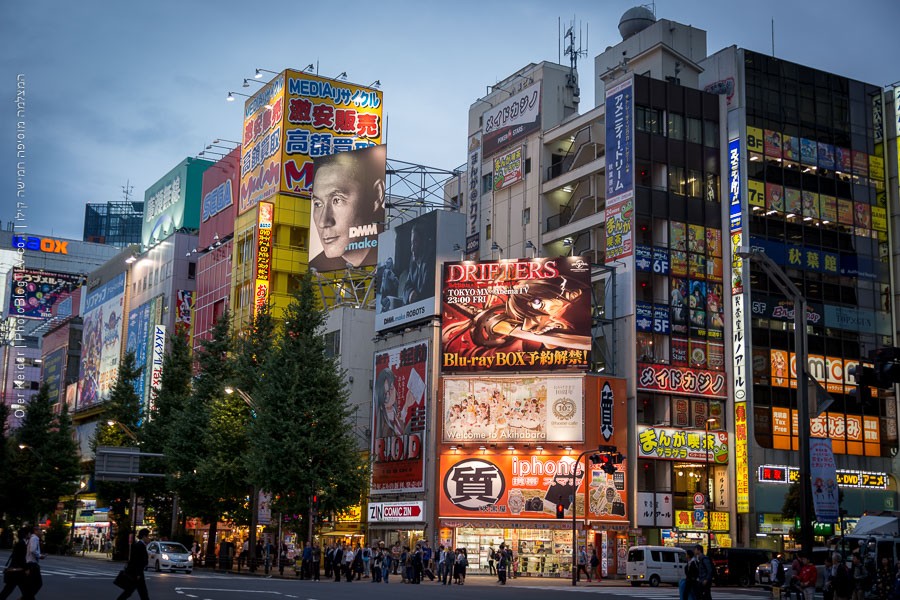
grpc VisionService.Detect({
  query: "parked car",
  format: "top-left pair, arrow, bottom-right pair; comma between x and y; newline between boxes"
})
626,545 -> 688,587
147,541 -> 193,574
756,548 -> 829,590
710,547 -> 773,587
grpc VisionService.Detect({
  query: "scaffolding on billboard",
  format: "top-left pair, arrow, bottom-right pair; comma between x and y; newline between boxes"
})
311,158 -> 462,310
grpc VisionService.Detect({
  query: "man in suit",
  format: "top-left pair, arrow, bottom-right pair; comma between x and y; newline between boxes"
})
117,528 -> 150,600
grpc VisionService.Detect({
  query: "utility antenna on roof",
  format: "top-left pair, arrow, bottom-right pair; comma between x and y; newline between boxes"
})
561,17 -> 587,95
121,180 -> 134,202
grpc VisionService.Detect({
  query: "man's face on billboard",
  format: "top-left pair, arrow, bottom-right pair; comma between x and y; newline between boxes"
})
312,160 -> 379,260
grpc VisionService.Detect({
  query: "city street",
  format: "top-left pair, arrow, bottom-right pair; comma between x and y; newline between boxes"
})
0,551 -> 776,600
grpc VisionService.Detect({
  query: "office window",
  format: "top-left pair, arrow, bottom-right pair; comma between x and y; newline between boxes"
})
636,106 -> 664,135
323,331 -> 340,358
522,207 -> 530,225
668,113 -> 684,140
686,118 -> 702,144
482,173 -> 492,194
669,167 -> 686,196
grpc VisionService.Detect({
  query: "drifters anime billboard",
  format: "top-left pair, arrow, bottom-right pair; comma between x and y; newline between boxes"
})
441,257 -> 591,372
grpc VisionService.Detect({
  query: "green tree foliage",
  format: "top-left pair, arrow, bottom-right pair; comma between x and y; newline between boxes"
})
0,401 -> 11,538
8,383 -> 80,526
91,351 -> 143,560
248,273 -> 368,526
142,329 -> 194,538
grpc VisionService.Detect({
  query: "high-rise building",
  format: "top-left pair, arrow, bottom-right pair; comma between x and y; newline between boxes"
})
83,201 -> 144,247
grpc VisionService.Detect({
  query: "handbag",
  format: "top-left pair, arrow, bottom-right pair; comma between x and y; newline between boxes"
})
3,567 -> 25,584
113,569 -> 134,589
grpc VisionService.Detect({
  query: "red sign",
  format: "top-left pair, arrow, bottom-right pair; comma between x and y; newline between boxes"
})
440,257 -> 592,372
636,363 -> 727,399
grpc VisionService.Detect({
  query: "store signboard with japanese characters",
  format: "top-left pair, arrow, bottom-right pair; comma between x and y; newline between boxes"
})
637,426 -> 729,463
482,82 -> 541,157
636,363 -> 727,399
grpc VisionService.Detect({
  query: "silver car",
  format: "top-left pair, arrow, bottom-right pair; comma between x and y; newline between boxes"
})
147,541 -> 193,574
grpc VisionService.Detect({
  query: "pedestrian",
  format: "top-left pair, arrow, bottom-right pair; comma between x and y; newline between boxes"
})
116,528 -> 150,600
332,544 -> 344,582
372,546 -> 382,582
497,543 -> 509,585
324,544 -> 333,578
694,544 -> 714,600
877,557 -> 894,600
382,547 -> 392,583
455,548 -> 468,585
591,547 -> 602,581
488,546 -> 496,576
798,553 -> 818,600
301,542 -> 312,579
771,553 -> 787,599
576,545 -> 591,582
852,553 -> 868,600
343,543 -> 355,582
278,543 -> 289,577
25,525 -> 43,597
0,527 -> 32,600
823,555 -> 835,600
681,548 -> 697,600
391,542 -> 401,575
833,553 -> 853,600
353,544 -> 364,581
362,544 -> 371,578
311,543 -> 321,581
400,546 -> 409,583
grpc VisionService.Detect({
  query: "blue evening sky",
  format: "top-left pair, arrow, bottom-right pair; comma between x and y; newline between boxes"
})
2,0 -> 897,240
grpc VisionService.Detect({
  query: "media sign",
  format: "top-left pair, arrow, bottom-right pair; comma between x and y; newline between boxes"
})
482,82 -> 541,157
367,501 -> 425,523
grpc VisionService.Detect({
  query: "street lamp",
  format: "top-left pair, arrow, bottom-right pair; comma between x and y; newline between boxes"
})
107,420 -> 139,442
69,480 -> 87,548
705,417 -> 719,551
224,386 -> 261,572
737,246 -> 812,554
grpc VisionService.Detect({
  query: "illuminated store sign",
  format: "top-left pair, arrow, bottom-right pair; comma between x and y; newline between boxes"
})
637,426 -> 728,463
636,363 -> 727,399
12,235 -> 68,254
758,465 -> 888,489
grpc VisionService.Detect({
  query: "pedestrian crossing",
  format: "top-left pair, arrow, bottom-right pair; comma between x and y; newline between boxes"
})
511,583 -> 770,599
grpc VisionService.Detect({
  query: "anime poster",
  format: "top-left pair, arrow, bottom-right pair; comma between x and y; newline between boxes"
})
8,270 -> 82,320
707,284 -> 725,331
174,290 -> 194,337
852,150 -> 868,175
687,224 -> 705,254
706,228 -> 722,257
836,147 -> 852,172
78,273 -> 126,408
837,199 -> 854,225
764,129 -> 782,158
802,191 -> 820,220
820,195 -> 838,222
706,257 -> 723,282
783,135 -> 800,162
371,339 -> 428,494
766,183 -> 784,212
442,376 -> 584,443
689,280 -> 707,336
785,188 -> 802,215
671,250 -> 688,277
440,257 -> 591,372
800,138 -> 818,166
855,202 -> 871,229
670,279 -> 688,334
817,142 -> 835,171
670,221 -> 687,252
689,253 -> 706,279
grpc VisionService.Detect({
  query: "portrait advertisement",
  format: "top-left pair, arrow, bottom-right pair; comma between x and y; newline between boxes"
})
374,210 -> 464,333
441,376 -> 584,444
440,257 -> 592,372
78,273 -> 126,408
371,339 -> 428,494
309,144 -> 387,272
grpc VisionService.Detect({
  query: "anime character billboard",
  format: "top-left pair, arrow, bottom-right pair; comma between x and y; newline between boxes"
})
440,257 -> 591,372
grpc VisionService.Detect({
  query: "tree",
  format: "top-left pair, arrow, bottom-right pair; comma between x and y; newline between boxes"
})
91,351 -> 143,560
8,383 -> 80,527
248,273 -> 369,534
142,328 -> 193,540
0,401 -> 12,545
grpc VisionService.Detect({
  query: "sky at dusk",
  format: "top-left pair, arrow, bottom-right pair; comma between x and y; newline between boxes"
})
3,0 -> 898,241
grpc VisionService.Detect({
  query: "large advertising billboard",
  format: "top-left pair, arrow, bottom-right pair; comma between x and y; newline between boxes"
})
492,146 -> 524,191
375,210 -> 465,333
42,347 -> 66,405
126,299 -> 153,404
254,201 -> 274,314
239,75 -> 285,214
308,144 -> 386,271
442,376 -> 584,444
371,339 -> 428,495
482,82 -> 541,157
604,77 -> 635,261
9,269 -> 82,320
143,158 -> 211,247
281,70 -> 384,197
440,257 -> 591,372
78,273 -> 126,408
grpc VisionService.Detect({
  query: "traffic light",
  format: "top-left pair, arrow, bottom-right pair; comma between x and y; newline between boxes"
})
848,364 -> 878,405
556,503 -> 566,519
311,494 -> 318,520
596,453 -> 618,475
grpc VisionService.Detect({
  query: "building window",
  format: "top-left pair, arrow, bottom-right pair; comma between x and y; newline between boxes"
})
704,120 -> 719,147
687,170 -> 702,198
188,262 -> 196,280
486,223 -> 492,240
636,106 -> 664,135
686,118 -> 702,144
482,173 -> 492,194
525,158 -> 531,174
668,113 -> 684,140
668,167 -> 686,196
323,331 -> 340,358
289,226 -> 308,249
522,207 -> 531,225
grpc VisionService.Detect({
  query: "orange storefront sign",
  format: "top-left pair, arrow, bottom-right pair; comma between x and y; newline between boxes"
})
771,407 -> 880,456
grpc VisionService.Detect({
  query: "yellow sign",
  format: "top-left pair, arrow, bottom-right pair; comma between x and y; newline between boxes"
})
253,202 -> 274,316
871,206 -> 887,232
747,127 -> 763,154
734,401 -> 749,513
675,510 -> 729,531
748,180 -> 764,207
240,76 -> 286,214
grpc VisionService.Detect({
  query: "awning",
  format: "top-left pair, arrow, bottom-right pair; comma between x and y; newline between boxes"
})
848,516 -> 898,537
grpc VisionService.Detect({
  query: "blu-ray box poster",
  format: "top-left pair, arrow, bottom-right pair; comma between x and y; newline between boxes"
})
441,257 -> 591,372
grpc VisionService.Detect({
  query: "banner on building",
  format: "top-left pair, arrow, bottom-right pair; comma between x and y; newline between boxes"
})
465,134 -> 482,255
441,257 -> 591,372
442,376 -> 584,444
810,438 -> 840,524
9,269 -> 82,320
149,325 -> 165,413
254,201 -> 273,315
482,82 -> 541,157
636,363 -> 727,398
78,273 -> 126,408
308,144 -> 386,271
371,340 -> 428,495
605,77 -> 634,261
492,146 -> 524,191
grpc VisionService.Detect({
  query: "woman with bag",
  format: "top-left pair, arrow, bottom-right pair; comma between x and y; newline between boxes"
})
0,527 -> 31,600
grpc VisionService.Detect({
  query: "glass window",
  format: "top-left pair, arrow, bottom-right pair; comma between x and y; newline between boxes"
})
482,173 -> 492,194
668,113 -> 684,140
669,167 -> 686,195
704,120 -> 719,147
705,173 -> 719,203
687,170 -> 702,198
687,118 -> 702,144
522,207 -> 530,225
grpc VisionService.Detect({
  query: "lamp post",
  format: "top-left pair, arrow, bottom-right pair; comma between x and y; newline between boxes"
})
69,480 -> 87,548
705,417 -> 718,551
225,386 -> 261,572
571,447 -> 604,587
737,246 -> 812,554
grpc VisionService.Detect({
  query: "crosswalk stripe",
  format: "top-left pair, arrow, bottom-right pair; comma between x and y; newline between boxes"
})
511,584 -> 769,598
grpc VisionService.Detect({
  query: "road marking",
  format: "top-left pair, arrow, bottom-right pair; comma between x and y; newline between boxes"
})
511,585 -> 768,598
174,589 -> 283,595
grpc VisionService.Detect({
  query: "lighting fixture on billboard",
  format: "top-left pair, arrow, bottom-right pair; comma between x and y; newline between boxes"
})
213,138 -> 240,145
206,144 -> 232,151
198,150 -> 225,158
336,71 -> 348,80
254,68 -> 279,79
369,80 -> 381,89
242,78 -> 265,88
226,91 -> 251,102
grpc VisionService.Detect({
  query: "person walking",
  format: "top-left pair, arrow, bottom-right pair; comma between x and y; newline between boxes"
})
488,546 -> 496,576
576,545 -> 591,582
343,543 -> 355,582
116,528 -> 150,600
0,527 -> 32,600
694,544 -> 714,600
391,542 -> 401,575
371,546 -> 382,582
497,543 -> 509,585
362,545 -> 371,578
798,553 -> 818,600
301,542 -> 312,580
455,548 -> 468,585
24,526 -> 43,597
311,543 -> 321,581
591,547 -> 602,581
381,547 -> 392,583
332,544 -> 344,582
852,553 -> 869,600
832,553 -> 853,600
681,548 -> 697,600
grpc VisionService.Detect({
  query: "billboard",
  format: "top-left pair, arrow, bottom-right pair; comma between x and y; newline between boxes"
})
254,201 -> 274,314
465,134 -> 482,255
636,363 -> 727,398
239,75 -> 285,214
492,146 -> 524,191
482,82 -> 541,157
149,325 -> 165,412
309,144 -> 386,271
9,269 -> 82,320
281,70 -> 384,197
173,290 -> 194,337
440,257 -> 591,372
142,158 -> 211,247
637,425 -> 729,463
371,339 -> 428,495
439,452 -> 626,521
605,77 -> 634,261
42,347 -> 66,404
79,273 -> 126,408
442,376 -> 584,444
375,210 -> 464,332
126,299 -> 153,404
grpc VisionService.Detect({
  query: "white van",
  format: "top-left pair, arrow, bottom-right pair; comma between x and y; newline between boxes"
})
626,545 -> 687,587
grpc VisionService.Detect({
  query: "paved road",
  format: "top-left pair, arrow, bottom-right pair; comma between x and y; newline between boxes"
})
0,552 -> 774,600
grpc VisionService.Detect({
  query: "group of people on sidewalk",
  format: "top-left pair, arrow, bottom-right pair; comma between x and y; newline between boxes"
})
318,540 -> 470,584
679,544 -> 715,600
0,525 -> 44,600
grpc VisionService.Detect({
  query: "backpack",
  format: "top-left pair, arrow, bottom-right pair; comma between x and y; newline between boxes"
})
686,557 -> 700,581
774,559 -> 786,585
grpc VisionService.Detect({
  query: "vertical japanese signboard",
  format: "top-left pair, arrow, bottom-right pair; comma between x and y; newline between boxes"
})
254,202 -> 273,316
149,325 -> 165,414
240,76 -> 285,214
371,340 -> 428,495
465,134 -> 481,256
729,136 -> 750,514
605,78 -> 634,261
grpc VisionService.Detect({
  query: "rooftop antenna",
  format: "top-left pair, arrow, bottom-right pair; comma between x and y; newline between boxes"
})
122,180 -> 134,202
562,17 -> 587,96
771,18 -> 775,56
